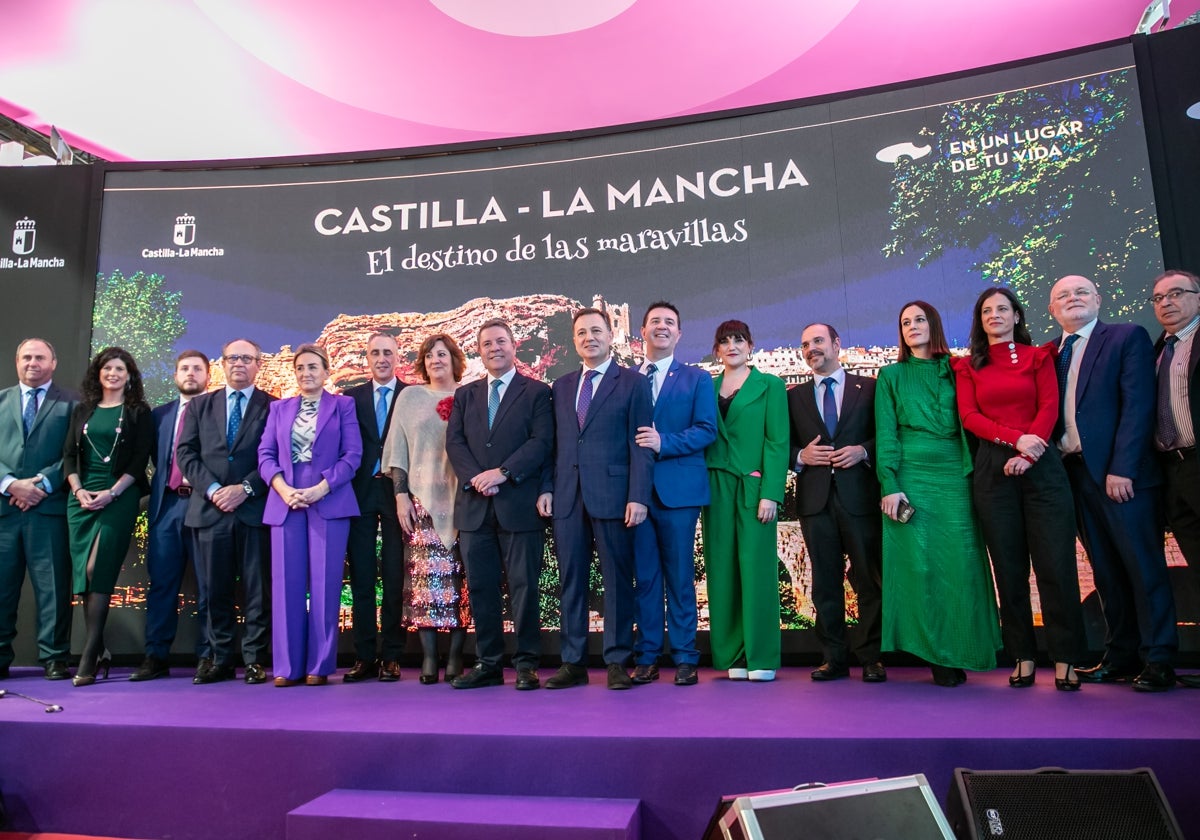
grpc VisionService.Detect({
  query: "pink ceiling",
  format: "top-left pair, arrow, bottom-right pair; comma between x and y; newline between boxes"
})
0,0 -> 1194,162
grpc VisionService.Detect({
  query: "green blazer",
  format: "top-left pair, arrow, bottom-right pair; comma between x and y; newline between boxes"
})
706,367 -> 789,505
0,382 -> 78,517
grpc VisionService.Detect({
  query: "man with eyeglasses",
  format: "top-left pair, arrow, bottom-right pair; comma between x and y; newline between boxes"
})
176,339 -> 276,684
1046,275 -> 1177,692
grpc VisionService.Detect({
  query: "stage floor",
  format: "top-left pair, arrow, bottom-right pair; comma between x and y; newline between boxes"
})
2,664 -> 1198,839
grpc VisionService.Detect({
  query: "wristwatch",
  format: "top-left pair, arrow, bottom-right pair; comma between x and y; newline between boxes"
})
499,467 -> 511,479
241,480 -> 254,497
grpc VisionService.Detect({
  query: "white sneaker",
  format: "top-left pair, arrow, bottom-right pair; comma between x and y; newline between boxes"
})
728,667 -> 749,680
748,669 -> 776,682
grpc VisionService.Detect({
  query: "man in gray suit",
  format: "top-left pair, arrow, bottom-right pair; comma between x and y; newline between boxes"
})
0,338 -> 78,680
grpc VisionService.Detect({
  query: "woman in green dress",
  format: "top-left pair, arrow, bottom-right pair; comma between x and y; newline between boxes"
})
875,301 -> 1000,686
63,347 -> 153,686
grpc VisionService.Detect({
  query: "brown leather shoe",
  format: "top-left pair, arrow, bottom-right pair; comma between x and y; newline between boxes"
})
343,659 -> 379,683
305,674 -> 329,686
631,664 -> 660,684
274,676 -> 302,687
378,660 -> 402,682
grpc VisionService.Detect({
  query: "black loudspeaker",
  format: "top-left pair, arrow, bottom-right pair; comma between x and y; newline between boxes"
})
946,767 -> 1184,840
704,774 -> 955,839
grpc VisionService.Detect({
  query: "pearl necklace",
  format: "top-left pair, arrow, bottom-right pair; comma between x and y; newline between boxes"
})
82,405 -> 124,464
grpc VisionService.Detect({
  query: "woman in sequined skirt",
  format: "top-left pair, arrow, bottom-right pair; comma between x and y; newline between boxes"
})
382,333 -> 471,683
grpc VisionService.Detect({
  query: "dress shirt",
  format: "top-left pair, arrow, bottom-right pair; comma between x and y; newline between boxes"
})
813,367 -> 846,428
576,357 -> 614,409
1057,318 -> 1098,455
641,355 -> 674,403
487,367 -> 517,406
1159,315 -> 1198,450
1,380 -> 55,495
206,385 -> 257,499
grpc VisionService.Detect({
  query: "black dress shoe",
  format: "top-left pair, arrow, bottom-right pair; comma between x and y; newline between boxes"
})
862,662 -> 887,683
343,659 -> 379,683
194,662 -> 236,684
515,668 -> 540,691
129,656 -> 170,682
244,663 -> 267,684
1177,673 -> 1200,688
930,665 -> 964,687
192,658 -> 214,684
810,662 -> 849,682
44,660 -> 71,681
674,663 -> 699,686
545,663 -> 589,689
379,661 -> 402,682
632,664 -> 660,684
606,663 -> 633,690
1132,662 -> 1176,693
1076,661 -> 1141,683
451,663 -> 503,689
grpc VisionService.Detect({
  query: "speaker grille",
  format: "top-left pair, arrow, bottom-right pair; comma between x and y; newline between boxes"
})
958,772 -> 1180,840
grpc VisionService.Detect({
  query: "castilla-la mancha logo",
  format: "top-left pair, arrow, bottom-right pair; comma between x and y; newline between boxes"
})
12,218 -> 35,255
173,213 -> 196,246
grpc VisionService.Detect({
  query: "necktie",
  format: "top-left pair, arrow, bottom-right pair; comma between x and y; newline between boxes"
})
1157,335 -> 1179,449
167,405 -> 187,490
577,370 -> 599,430
374,386 -> 390,473
821,377 -> 837,438
488,379 -> 502,429
1056,334 -> 1079,393
22,387 -> 41,439
644,362 -> 658,404
227,391 -> 244,451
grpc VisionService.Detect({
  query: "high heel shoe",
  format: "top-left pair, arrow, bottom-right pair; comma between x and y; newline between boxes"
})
419,658 -> 439,685
1008,660 -> 1035,687
1054,663 -> 1081,692
73,651 -> 112,687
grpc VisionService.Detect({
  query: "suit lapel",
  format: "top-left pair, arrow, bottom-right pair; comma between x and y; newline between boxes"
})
725,368 -> 766,428
838,374 -> 863,433
8,386 -> 26,437
582,364 -> 619,433
652,360 -> 680,419
25,383 -> 58,439
314,391 -> 335,441
491,374 -> 524,434
1075,323 -> 1108,405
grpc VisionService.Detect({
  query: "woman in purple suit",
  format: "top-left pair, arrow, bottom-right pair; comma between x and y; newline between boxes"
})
259,344 -> 362,686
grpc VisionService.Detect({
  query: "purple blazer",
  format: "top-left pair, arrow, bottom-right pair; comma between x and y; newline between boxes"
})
258,393 -> 363,526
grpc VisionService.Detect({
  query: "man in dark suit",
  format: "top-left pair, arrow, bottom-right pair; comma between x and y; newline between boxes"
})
1047,275 -> 1178,692
788,323 -> 885,683
342,333 -> 405,683
176,338 -> 275,685
130,350 -> 212,681
446,319 -> 554,690
631,302 -> 716,687
537,307 -> 653,690
0,338 -> 77,680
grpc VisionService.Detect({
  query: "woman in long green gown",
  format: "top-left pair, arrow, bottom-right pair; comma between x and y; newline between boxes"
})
874,301 -> 1001,686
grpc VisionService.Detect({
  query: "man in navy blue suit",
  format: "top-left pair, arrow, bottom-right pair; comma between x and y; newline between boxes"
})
537,308 -> 654,690
1047,275 -> 1178,692
631,302 -> 716,686
446,319 -> 554,690
130,350 -> 212,681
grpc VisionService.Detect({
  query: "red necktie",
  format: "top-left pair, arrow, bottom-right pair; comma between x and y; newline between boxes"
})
167,406 -> 187,490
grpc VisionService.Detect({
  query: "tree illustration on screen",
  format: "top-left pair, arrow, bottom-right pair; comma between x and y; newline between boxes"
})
883,70 -> 1159,334
92,269 -> 187,407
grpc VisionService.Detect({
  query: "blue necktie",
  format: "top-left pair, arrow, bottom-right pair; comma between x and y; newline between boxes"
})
22,387 -> 41,439
374,386 -> 390,473
577,370 -> 598,430
644,362 -> 658,404
227,391 -> 244,451
821,377 -> 837,438
1056,334 -> 1079,393
488,379 -> 502,429
1157,336 -> 1179,449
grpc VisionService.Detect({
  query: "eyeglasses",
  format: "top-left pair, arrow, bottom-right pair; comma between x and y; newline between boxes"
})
1148,289 -> 1199,306
222,354 -> 258,364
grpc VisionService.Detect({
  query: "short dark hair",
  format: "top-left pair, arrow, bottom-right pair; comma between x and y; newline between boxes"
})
477,319 -> 514,343
801,323 -> 840,344
713,319 -> 753,352
221,337 -> 262,358
641,301 -> 680,327
1153,269 -> 1200,292
16,337 -> 57,361
81,346 -> 146,409
175,349 -> 210,368
969,286 -> 1031,370
896,301 -> 950,362
414,333 -> 466,383
572,307 -> 612,329
293,343 -> 330,371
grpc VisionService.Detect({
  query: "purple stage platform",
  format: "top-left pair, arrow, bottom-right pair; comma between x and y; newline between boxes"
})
1,664 -> 1198,840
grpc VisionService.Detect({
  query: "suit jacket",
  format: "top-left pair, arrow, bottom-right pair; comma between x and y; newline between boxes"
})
445,371 -> 554,533
62,401 -> 154,496
0,383 -> 77,517
788,371 -> 879,517
258,393 -> 362,526
547,362 -> 654,520
1155,325 -> 1200,444
648,360 -> 717,508
147,398 -> 186,525
176,386 -> 276,528
1045,321 -> 1161,489
345,379 -> 404,502
706,366 -> 789,505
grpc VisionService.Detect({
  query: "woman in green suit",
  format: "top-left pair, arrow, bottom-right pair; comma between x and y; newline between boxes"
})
702,320 -> 789,681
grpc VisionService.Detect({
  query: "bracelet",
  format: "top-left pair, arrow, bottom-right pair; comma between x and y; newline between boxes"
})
1018,453 -> 1035,464
72,487 -> 84,497
109,487 -> 119,499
